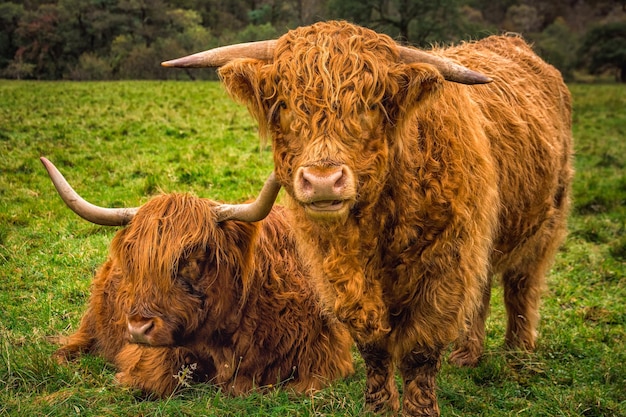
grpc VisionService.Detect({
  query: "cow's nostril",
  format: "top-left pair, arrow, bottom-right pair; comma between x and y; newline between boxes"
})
333,168 -> 346,190
127,317 -> 154,344
299,171 -> 313,192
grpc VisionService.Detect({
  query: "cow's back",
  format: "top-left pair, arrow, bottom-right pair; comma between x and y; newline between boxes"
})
439,35 -> 573,264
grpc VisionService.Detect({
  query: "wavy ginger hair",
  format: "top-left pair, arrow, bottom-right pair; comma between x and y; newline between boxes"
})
219,21 -> 446,341
55,193 -> 354,397
114,195 -> 257,325
220,21 -> 441,144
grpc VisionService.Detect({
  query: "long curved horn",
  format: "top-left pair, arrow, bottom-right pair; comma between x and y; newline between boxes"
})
161,40 -> 277,68
398,46 -> 492,85
214,172 -> 281,222
41,157 -> 280,225
40,157 -> 138,226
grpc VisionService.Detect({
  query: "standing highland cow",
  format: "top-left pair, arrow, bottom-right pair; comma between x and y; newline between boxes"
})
163,21 -> 573,415
41,157 -> 353,398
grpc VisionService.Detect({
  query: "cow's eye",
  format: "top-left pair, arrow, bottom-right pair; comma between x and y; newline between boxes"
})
271,100 -> 288,126
177,251 -> 207,282
175,263 -> 206,298
277,104 -> 294,132
177,275 -> 196,293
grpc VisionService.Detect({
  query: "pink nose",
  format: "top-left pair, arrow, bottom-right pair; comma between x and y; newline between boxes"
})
127,316 -> 154,344
296,165 -> 349,201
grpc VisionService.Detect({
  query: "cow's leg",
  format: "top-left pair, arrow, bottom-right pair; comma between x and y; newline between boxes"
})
449,282 -> 492,367
502,220 -> 565,350
398,347 -> 442,417
502,265 -> 544,351
358,342 -> 399,414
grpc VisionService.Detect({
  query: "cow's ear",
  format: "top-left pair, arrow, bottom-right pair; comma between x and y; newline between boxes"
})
389,63 -> 444,116
218,59 -> 263,104
219,59 -> 272,136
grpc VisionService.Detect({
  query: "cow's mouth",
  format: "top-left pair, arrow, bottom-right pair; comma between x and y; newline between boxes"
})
303,199 -> 351,220
309,200 -> 345,211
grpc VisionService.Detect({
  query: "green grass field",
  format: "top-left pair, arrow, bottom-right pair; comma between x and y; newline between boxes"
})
0,80 -> 624,416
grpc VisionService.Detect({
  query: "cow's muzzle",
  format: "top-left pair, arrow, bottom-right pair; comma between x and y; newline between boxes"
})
294,165 -> 356,220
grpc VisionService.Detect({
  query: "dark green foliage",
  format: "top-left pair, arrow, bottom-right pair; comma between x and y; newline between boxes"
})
0,1 -> 624,81
578,22 -> 626,82
0,2 -> 24,69
534,17 -> 578,81
326,0 -> 468,45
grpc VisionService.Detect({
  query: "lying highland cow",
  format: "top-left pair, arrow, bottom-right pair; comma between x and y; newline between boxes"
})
42,157 -> 353,397
162,21 -> 573,415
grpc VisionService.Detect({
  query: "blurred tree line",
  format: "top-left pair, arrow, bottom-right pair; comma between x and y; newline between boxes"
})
0,0 -> 625,81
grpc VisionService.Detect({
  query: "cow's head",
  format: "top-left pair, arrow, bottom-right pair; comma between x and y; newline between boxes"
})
40,157 -> 275,346
162,21 -> 490,222
109,193 -> 259,346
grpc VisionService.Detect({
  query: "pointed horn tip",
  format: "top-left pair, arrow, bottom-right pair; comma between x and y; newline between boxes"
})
447,68 -> 493,85
468,72 -> 493,84
447,63 -> 493,85
161,58 -> 190,68
40,156 -> 55,171
39,156 -> 138,227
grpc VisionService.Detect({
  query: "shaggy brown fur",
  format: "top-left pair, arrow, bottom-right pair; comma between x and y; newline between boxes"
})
218,21 -> 572,415
54,194 -> 353,397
